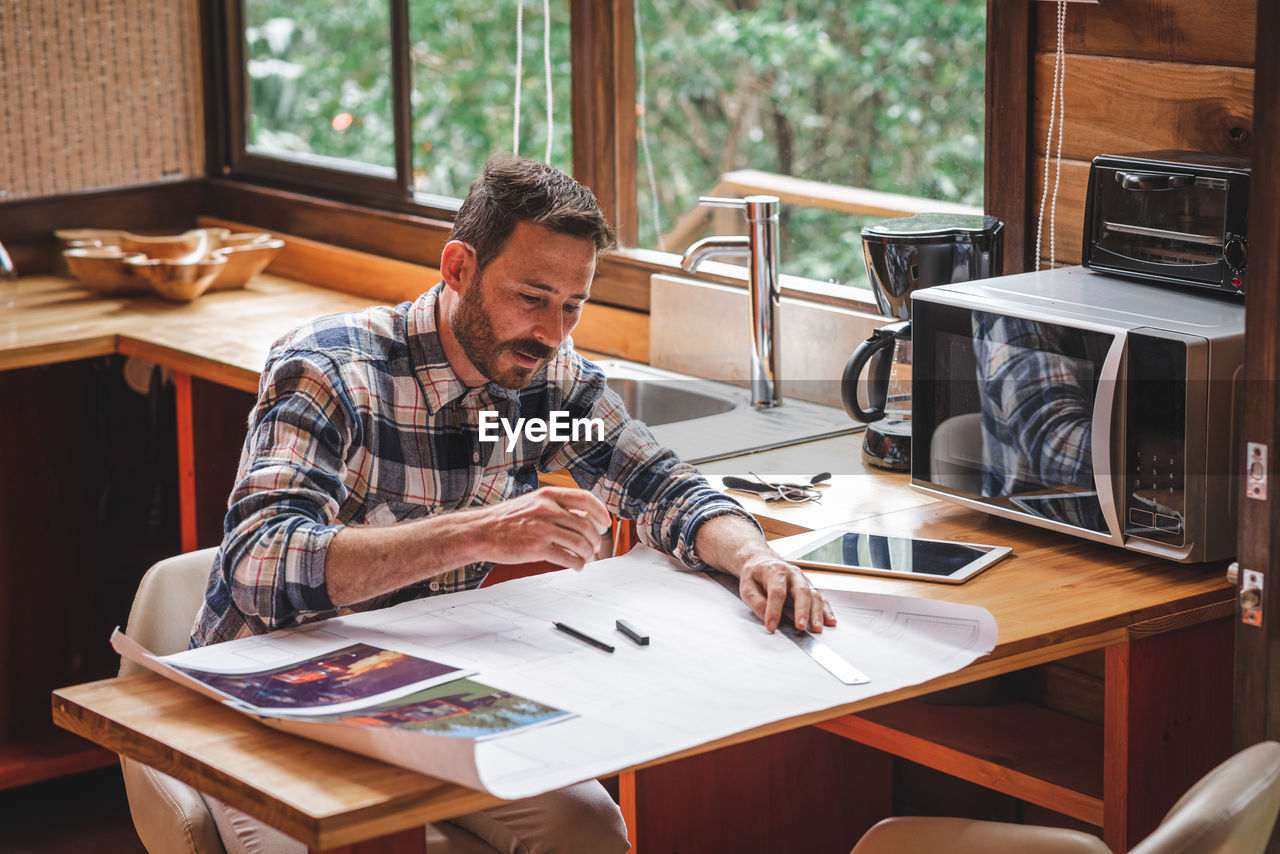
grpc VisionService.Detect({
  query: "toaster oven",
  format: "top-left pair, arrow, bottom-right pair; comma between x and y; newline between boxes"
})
1082,150 -> 1250,296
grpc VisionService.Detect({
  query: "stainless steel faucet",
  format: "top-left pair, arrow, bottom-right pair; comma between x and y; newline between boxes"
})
679,195 -> 781,408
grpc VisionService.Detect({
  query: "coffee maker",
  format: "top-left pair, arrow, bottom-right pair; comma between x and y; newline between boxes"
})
842,212 -> 1004,470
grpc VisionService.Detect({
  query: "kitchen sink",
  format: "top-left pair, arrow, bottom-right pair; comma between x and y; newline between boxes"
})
605,375 -> 737,426
594,360 -> 859,464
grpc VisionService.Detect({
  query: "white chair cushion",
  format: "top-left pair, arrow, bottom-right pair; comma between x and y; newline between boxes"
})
120,548 -> 226,854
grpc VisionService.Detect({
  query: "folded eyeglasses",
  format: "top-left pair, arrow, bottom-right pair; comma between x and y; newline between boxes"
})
722,472 -> 831,504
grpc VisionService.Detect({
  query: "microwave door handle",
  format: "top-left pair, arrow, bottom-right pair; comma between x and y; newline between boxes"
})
1091,333 -> 1126,543
1116,171 -> 1195,191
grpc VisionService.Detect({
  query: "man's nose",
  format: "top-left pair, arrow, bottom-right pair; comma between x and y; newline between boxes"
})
533,307 -> 566,347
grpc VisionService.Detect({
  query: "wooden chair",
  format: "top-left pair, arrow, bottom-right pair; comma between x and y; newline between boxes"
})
118,547 -> 228,854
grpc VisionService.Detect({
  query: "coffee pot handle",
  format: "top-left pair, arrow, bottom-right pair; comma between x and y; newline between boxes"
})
842,328 -> 898,423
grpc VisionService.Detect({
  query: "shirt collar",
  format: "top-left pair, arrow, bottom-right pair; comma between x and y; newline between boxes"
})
407,283 -> 520,414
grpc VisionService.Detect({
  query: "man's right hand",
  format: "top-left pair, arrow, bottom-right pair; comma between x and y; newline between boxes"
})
327,486 -> 614,607
474,486 -> 613,571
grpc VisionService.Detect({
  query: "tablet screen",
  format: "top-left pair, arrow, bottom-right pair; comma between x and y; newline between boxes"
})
790,532 -> 997,578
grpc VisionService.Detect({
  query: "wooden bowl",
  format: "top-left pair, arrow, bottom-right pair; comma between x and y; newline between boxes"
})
59,227 -> 280,297
217,231 -> 273,249
55,228 -> 123,249
125,255 -> 227,302
118,228 -> 227,263
208,238 -> 285,290
62,246 -> 149,295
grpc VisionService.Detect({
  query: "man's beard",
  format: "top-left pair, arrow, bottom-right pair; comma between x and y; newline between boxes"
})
452,274 -> 556,389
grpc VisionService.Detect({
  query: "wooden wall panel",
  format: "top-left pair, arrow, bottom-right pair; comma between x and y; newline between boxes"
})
1035,0 -> 1256,67
1031,54 -> 1254,164
571,302 -> 650,363
633,727 -> 892,854
1027,0 -> 1256,272
1028,157 -> 1090,268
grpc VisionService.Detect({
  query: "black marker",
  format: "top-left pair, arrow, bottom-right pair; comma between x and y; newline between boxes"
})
615,619 -> 650,646
553,621 -> 615,653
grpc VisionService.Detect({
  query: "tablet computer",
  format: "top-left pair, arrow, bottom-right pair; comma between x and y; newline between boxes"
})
784,529 -> 1011,584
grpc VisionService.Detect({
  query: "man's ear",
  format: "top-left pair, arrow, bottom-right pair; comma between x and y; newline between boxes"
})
440,240 -> 477,295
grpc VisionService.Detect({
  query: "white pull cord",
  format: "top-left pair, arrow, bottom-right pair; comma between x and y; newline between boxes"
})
634,0 -> 663,249
1034,0 -> 1067,270
542,0 -> 553,163
513,0 -> 524,156
512,0 -> 554,162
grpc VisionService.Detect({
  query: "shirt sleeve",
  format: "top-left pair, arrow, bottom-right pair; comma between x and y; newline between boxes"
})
218,349 -> 361,629
538,355 -> 761,569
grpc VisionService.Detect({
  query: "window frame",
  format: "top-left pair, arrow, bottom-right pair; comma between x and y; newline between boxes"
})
218,0 -> 442,215
209,0 -> 1023,310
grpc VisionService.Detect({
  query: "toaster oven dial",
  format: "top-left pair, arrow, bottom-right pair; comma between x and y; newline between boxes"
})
1224,235 -> 1248,272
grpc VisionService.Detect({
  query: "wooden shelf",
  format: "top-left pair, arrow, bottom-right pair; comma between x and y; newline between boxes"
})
0,731 -> 116,791
817,698 -> 1104,826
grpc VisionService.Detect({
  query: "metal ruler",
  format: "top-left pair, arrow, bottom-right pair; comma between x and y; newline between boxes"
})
708,573 -> 870,686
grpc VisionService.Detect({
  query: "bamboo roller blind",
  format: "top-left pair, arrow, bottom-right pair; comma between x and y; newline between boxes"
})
0,0 -> 206,202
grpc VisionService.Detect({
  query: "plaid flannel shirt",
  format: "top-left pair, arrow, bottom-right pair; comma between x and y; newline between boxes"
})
973,312 -> 1096,497
191,284 -> 756,647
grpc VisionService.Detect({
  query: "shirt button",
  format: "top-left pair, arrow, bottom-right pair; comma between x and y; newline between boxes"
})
429,581 -> 441,591
472,451 -> 480,462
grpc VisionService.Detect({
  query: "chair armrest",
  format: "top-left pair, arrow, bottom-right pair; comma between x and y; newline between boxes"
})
850,817 -> 1111,854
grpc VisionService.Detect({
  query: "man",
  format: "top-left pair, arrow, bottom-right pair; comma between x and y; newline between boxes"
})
192,155 -> 835,854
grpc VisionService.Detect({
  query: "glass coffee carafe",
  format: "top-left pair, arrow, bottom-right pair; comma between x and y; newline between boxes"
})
842,213 -> 1004,470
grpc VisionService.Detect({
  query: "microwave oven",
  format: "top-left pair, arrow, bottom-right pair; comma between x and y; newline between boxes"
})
910,266 -> 1244,563
1082,150 -> 1250,295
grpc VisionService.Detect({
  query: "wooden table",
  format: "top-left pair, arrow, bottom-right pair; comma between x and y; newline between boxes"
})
53,486 -> 1234,852
9,275 -> 1235,852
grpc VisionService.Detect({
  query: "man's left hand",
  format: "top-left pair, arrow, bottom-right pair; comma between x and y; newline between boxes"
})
735,553 -> 836,634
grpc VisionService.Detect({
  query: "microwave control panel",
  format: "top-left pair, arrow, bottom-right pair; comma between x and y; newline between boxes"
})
1124,332 -> 1188,546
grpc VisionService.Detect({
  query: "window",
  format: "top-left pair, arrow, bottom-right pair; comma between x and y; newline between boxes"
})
634,0 -> 986,287
221,1 -> 986,293
244,0 -> 396,177
407,1 -> 573,201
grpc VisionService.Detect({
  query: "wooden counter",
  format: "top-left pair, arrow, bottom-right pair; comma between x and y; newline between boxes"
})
1,275 -> 383,392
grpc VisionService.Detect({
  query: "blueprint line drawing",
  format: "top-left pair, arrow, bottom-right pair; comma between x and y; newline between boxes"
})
117,542 -> 996,799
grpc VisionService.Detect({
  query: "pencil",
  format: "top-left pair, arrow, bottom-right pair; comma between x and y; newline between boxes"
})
552,621 -> 615,653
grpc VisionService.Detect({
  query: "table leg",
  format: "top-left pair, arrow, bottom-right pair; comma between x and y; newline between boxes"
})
618,770 -> 639,851
174,371 -> 198,553
1102,616 -> 1232,852
172,372 -> 257,551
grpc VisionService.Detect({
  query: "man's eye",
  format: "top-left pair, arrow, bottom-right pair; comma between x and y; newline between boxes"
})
564,303 -> 582,315
520,294 -> 542,306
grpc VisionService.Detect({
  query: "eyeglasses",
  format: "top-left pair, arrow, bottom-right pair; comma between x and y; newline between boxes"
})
722,472 -> 830,504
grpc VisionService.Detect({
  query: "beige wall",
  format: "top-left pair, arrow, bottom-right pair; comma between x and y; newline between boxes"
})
0,0 -> 206,202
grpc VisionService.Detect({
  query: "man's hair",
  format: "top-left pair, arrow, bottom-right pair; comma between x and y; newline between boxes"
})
449,155 -> 617,273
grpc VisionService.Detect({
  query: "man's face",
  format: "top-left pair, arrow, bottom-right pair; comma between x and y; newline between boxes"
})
450,222 -> 597,389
